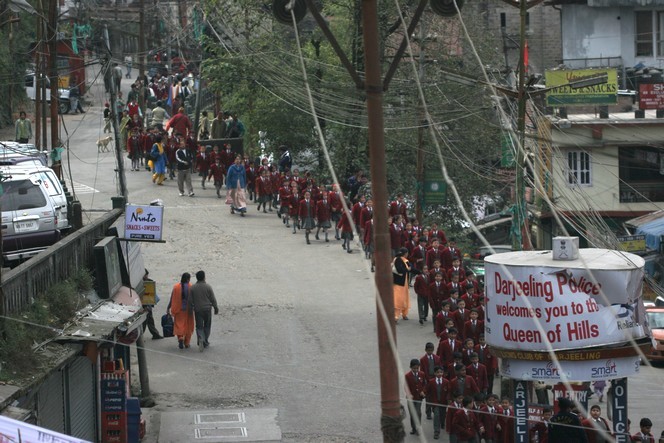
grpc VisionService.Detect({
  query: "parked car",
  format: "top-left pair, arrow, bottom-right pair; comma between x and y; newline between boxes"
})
1,172 -> 61,263
0,141 -> 48,167
646,307 -> 664,362
0,165 -> 69,231
24,72 -> 71,114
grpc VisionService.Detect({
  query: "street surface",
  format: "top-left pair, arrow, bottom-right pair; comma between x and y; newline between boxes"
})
6,64 -> 663,441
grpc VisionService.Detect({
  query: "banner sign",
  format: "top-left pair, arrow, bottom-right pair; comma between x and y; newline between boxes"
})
499,356 -> 641,381
545,69 -> 618,106
514,381 -> 529,443
0,415 -> 91,443
611,378 -> 629,443
639,83 -> 664,110
423,170 -> 447,205
124,204 -> 164,241
617,234 -> 646,254
485,250 -> 647,352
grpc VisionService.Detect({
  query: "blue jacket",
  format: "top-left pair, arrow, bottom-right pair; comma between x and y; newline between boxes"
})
225,163 -> 246,188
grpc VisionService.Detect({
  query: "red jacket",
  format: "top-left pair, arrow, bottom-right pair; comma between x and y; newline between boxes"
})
388,200 -> 408,218
363,220 -> 374,246
410,245 -> 428,272
449,375 -> 479,398
351,202 -> 364,226
474,344 -> 497,375
413,274 -> 430,299
429,281 -> 448,312
447,266 -> 467,281
256,176 -> 272,197
359,206 -> 373,229
442,246 -> 463,270
480,404 -> 503,440
425,377 -> 450,407
299,199 -> 315,219
208,163 -> 225,182
466,362 -> 489,393
437,338 -> 462,364
426,247 -> 445,270
420,353 -> 442,380
463,319 -> 484,344
404,370 -> 427,401
166,112 -> 192,137
337,211 -> 353,233
196,152 -> 211,172
451,408 -> 480,441
287,193 -> 301,217
389,224 -> 403,250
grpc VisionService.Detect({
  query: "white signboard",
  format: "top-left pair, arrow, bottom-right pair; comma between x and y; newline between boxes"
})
124,204 -> 164,241
500,356 -> 641,381
485,249 -> 647,352
0,415 -> 92,443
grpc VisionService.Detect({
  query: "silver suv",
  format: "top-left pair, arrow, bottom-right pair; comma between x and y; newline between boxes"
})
1,172 -> 61,263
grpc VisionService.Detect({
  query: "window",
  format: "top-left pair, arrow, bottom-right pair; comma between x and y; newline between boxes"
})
619,146 -> 664,202
0,180 -> 47,211
636,11 -> 664,57
636,11 -> 653,56
567,151 -> 591,186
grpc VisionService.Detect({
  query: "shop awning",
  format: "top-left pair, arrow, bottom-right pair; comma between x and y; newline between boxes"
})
626,210 -> 664,252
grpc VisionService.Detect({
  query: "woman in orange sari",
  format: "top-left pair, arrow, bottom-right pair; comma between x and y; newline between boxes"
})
168,272 -> 195,349
393,247 -> 421,323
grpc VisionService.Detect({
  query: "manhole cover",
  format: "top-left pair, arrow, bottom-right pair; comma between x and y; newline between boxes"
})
195,427 -> 247,438
195,413 -> 245,424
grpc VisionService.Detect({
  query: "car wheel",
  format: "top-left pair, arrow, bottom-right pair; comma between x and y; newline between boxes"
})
58,101 -> 70,114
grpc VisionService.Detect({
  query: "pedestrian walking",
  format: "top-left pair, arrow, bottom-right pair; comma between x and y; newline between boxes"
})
393,247 -> 420,322
150,134 -> 167,185
189,271 -> 219,352
15,111 -> 32,143
176,140 -> 194,196
226,155 -> 248,215
549,397 -> 588,442
405,359 -> 427,436
167,272 -> 195,349
103,103 -> 112,133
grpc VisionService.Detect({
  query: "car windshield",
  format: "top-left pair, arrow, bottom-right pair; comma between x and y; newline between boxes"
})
647,311 -> 664,329
1,179 -> 47,211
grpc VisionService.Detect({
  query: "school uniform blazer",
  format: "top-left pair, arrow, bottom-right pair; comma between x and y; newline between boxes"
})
389,224 -> 403,250
359,206 -> 373,228
449,375 -> 480,398
409,245 -> 427,271
426,248 -> 444,270
435,312 -> 453,338
447,266 -> 467,281
298,199 -> 315,219
316,200 -> 331,222
464,320 -> 484,344
287,194 -> 301,217
474,344 -> 497,375
351,202 -> 364,225
447,282 -> 467,297
437,338 -> 462,364
404,370 -> 427,401
581,417 -> 612,443
337,211 -> 353,233
413,274 -> 430,298
442,247 -> 463,269
363,220 -> 374,245
389,200 -> 408,218
479,404 -> 503,440
430,229 -> 448,245
466,363 -> 489,393
425,377 -> 450,406
429,282 -> 448,312
452,408 -> 480,441
453,308 -> 470,333
420,353 -> 442,380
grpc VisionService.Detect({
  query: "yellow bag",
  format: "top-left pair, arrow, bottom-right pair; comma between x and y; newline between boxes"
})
148,159 -> 154,169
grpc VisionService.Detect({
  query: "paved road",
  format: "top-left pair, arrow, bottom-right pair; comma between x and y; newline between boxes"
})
23,65 -> 664,442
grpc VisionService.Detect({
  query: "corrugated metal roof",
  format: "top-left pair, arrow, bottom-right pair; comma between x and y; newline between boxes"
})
55,299 -> 145,343
625,210 -> 664,228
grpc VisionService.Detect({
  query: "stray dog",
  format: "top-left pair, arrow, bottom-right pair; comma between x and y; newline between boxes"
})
97,136 -> 113,152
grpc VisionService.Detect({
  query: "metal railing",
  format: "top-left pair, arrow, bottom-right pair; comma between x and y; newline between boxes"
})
1,209 -> 123,315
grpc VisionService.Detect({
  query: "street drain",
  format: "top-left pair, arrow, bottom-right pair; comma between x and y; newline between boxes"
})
195,412 -> 246,424
195,427 -> 247,438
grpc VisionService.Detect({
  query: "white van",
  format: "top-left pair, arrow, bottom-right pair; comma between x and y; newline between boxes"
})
0,165 -> 69,231
24,72 -> 71,114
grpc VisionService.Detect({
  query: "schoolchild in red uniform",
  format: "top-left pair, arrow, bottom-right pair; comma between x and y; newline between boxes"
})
437,328 -> 462,366
195,146 -> 211,189
278,179 -> 292,226
315,189 -> 332,242
142,128 -> 156,169
127,127 -> 142,171
463,309 -> 484,344
207,157 -> 225,198
481,394 -> 504,443
429,222 -> 447,245
426,366 -> 450,439
165,133 -> 178,179
287,182 -> 301,234
414,265 -> 430,324
351,195 -> 366,234
337,208 -> 354,253
429,272 -> 448,333
256,169 -> 273,213
466,352 -> 489,394
451,396 -> 482,443
245,161 -> 257,201
299,191 -> 316,245
460,338 -> 475,366
442,239 -> 463,270
364,218 -> 375,272
405,359 -> 427,436
270,166 -> 283,210
474,334 -> 496,394
389,216 -> 404,257
446,393 -> 465,441
454,299 -> 471,335
426,239 -> 444,270
410,237 -> 429,273
447,257 -> 466,281
448,273 -> 467,298
449,364 -> 480,399
499,397 -> 515,443
329,184 -> 343,240
389,193 -> 408,219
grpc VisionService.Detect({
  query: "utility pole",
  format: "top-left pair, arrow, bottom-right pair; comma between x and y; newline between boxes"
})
361,1 -> 403,440
48,0 -> 59,151
35,4 -> 42,150
415,20 -> 427,223
138,0 -> 145,81
104,25 -> 128,200
40,3 -> 48,150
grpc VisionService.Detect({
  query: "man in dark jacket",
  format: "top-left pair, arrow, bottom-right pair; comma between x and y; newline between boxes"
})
549,398 -> 588,443
190,270 -> 219,352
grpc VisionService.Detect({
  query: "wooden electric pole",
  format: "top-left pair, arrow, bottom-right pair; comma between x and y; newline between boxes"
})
48,0 -> 59,151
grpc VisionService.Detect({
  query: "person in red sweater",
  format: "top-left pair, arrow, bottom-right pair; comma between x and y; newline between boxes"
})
165,107 -> 192,138
315,189 -> 332,242
207,157 -> 225,199
195,146 -> 211,190
337,208 -> 354,253
414,265 -> 430,324
405,359 -> 427,436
